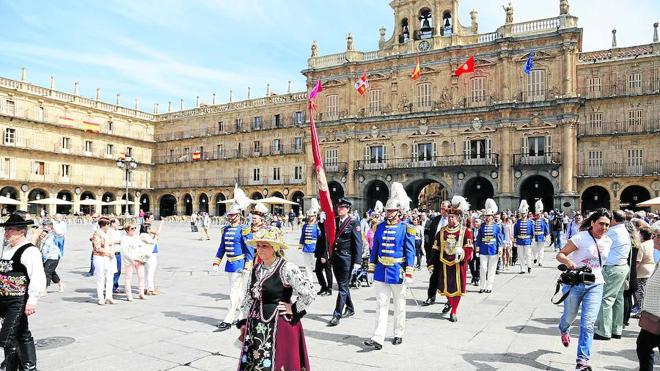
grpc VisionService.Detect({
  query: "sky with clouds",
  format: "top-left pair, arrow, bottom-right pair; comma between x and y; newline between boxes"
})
0,0 -> 657,111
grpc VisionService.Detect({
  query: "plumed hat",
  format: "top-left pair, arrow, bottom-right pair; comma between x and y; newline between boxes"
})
484,198 -> 498,216
535,199 -> 544,214
227,186 -> 250,215
306,198 -> 320,216
385,182 -> 411,212
373,200 -> 384,215
449,195 -> 470,215
252,202 -> 269,217
519,199 -> 530,214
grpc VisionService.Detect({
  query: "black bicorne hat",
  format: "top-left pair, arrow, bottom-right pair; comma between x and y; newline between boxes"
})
0,211 -> 35,228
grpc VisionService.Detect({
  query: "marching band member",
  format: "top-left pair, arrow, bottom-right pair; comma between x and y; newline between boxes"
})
477,199 -> 504,293
364,183 -> 416,350
532,200 -> 550,267
515,200 -> 535,274
299,199 -> 322,284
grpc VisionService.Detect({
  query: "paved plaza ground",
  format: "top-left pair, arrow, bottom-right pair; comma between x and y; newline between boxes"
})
26,223 -> 640,371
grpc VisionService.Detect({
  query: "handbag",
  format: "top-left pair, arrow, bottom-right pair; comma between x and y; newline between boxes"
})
640,311 -> 660,335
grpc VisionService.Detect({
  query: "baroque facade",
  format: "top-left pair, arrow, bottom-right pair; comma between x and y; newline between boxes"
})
0,0 -> 658,217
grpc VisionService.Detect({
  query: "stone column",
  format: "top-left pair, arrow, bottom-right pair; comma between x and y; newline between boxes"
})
133,194 -> 140,217
47,189 -> 56,216
499,123 -> 512,194
73,193 -> 81,214
19,190 -> 28,212
561,121 -> 576,193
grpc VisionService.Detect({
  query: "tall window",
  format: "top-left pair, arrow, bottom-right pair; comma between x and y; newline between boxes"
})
627,109 -> 643,131
293,137 -> 303,151
3,128 -> 16,145
470,77 -> 486,103
60,164 -> 70,179
169,149 -> 175,161
0,157 -> 13,178
274,114 -> 282,128
61,137 -> 70,151
253,116 -> 262,130
627,72 -> 642,95
416,83 -> 432,108
272,139 -> 281,153
183,147 -> 190,159
368,145 -> 384,163
587,112 -> 603,134
106,144 -> 114,156
126,147 -> 133,157
415,143 -> 434,161
107,120 -> 113,133
627,149 -> 643,175
587,77 -> 601,98
368,89 -> 382,114
521,136 -> 552,163
33,161 -> 45,175
272,167 -> 281,181
294,166 -> 303,180
325,148 -> 338,166
253,140 -> 261,154
464,138 -> 492,164
326,95 -> 338,119
527,70 -> 546,102
216,144 -> 223,158
5,100 -> 15,116
293,111 -> 304,125
586,151 -> 602,176
235,118 -> 242,132
84,140 -> 93,154
37,106 -> 45,121
526,136 -> 546,157
217,121 -> 224,133
252,168 -> 261,181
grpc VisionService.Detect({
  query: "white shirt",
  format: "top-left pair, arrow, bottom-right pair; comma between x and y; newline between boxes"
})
1,239 -> 47,305
568,231 -> 612,284
605,223 -> 632,266
109,228 -> 122,253
52,220 -> 67,237
435,216 -> 448,235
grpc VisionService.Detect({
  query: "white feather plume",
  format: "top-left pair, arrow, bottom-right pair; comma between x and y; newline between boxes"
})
374,200 -> 384,214
385,182 -> 411,211
535,199 -> 544,213
451,195 -> 470,212
484,198 -> 498,214
307,198 -> 320,215
519,199 -> 529,214
232,186 -> 251,210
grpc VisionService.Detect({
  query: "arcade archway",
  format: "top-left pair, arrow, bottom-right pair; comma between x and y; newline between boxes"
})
139,194 -> 151,213
251,192 -> 264,201
328,181 -> 345,207
80,191 -> 96,215
183,194 -> 193,215
290,191 -> 304,215
520,175 -> 554,213
620,185 -> 651,211
56,190 -> 73,214
0,186 -> 19,213
159,194 -> 177,217
101,192 -> 116,215
365,180 -> 389,211
215,193 -> 226,216
405,179 -> 447,211
463,177 -> 494,211
198,193 -> 209,214
270,191 -> 285,216
581,186 -> 611,212
27,189 -> 47,215
120,193 -> 135,215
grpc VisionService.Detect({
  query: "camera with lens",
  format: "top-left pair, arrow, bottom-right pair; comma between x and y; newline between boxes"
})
558,264 -> 596,285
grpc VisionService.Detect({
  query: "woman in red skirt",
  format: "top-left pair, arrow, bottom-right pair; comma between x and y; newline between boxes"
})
236,227 -> 316,371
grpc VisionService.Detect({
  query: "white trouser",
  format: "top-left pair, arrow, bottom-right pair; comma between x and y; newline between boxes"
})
224,271 -> 245,324
371,281 -> 406,344
532,240 -> 545,263
479,254 -> 499,291
302,252 -> 316,284
93,255 -> 117,300
517,244 -> 532,272
145,253 -> 158,291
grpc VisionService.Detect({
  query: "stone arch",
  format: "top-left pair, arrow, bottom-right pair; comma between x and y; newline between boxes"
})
328,181 -> 345,207
79,191 -> 96,215
405,175 -> 449,210
290,191 -> 305,215
462,176 -> 495,210
518,175 -> 555,212
101,192 -> 116,215
364,179 -> 389,211
56,190 -> 73,214
27,188 -> 49,215
0,186 -> 19,213
198,193 -> 209,214
270,191 -> 285,215
251,192 -> 264,201
139,194 -> 151,213
214,192 -> 227,216
120,193 -> 135,215
620,185 -> 651,211
581,186 -> 611,212
159,194 -> 177,217
182,193 -> 193,215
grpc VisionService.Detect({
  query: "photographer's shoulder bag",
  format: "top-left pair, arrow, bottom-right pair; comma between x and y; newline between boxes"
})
551,231 -> 602,305
640,311 -> 660,335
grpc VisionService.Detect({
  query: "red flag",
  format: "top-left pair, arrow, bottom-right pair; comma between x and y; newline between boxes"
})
192,151 -> 201,161
354,73 -> 368,95
308,83 -> 337,253
411,58 -> 420,80
454,56 -> 475,77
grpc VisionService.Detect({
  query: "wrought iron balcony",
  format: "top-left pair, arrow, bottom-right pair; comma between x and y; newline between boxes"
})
512,152 -> 561,167
577,161 -> 660,178
354,155 -> 499,172
577,120 -> 660,137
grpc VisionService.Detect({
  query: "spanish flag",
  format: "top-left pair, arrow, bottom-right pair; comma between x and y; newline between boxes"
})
192,151 -> 201,161
411,58 -> 421,80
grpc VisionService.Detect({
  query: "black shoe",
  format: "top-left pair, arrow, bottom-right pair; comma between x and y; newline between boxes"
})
479,289 -> 484,293
528,267 -> 531,274
519,271 -> 525,274
3,346 -> 19,371
363,339 -> 382,350
496,270 -> 500,275
316,289 -> 326,295
17,339 -> 37,371
485,289 -> 492,293
533,259 -> 537,264
392,337 -> 403,345
593,333 -> 610,341
612,334 -> 622,339
449,314 -> 458,322
421,298 -> 435,306
215,322 -> 231,331
474,281 -> 480,286
328,317 -> 340,327
441,303 -> 451,314
342,309 -> 355,318
324,290 -> 333,296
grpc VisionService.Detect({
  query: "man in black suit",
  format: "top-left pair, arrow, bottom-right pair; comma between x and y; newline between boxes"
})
314,214 -> 333,296
328,198 -> 363,326
422,200 -> 450,306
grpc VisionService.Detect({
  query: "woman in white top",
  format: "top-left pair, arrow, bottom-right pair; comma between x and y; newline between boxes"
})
556,208 -> 613,371
91,217 -> 117,305
120,222 -> 147,301
108,219 -> 122,294
636,225 -> 660,371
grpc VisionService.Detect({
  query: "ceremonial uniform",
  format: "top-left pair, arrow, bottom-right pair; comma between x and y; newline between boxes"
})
314,221 -> 333,295
477,222 -> 504,292
423,214 -> 447,304
330,213 -> 363,323
532,216 -> 550,266
368,221 -> 415,345
213,224 -> 253,326
299,222 -> 321,283
514,218 -> 534,273
434,224 -> 474,317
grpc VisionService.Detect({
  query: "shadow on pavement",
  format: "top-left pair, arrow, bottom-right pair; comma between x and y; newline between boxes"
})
601,349 -> 639,363
303,328 -> 365,349
462,349 -> 562,371
161,311 -> 218,326
506,324 -> 558,337
198,292 -> 230,300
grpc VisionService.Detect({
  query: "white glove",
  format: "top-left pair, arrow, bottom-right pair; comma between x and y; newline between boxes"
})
454,247 -> 464,262
353,263 -> 361,271
367,273 -> 374,283
405,276 -> 413,285
212,265 -> 219,272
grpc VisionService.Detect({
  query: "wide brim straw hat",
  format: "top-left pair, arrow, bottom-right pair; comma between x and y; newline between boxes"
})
246,227 -> 289,251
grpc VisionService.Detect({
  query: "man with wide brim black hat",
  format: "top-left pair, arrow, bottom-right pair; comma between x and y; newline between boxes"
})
0,211 -> 46,371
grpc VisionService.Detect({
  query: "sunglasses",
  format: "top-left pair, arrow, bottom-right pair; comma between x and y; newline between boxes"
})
127,227 -> 136,231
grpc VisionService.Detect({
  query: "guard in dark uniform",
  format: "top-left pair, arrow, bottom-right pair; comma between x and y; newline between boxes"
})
314,213 -> 333,296
0,212 -> 47,371
328,198 -> 363,326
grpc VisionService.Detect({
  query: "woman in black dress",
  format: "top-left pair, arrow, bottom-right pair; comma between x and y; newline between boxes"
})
237,227 -> 316,371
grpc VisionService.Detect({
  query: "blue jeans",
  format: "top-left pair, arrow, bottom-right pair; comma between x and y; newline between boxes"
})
559,283 -> 604,364
552,232 -> 562,250
54,236 -> 65,257
113,253 -> 122,291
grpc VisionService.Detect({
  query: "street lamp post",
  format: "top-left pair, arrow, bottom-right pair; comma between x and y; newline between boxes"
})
116,156 -> 138,216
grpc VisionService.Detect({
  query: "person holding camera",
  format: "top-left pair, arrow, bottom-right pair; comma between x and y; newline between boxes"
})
556,208 -> 612,371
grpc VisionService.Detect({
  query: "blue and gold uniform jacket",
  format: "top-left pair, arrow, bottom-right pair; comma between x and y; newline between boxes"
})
368,221 -> 416,284
299,223 -> 321,253
533,218 -> 550,242
214,224 -> 254,272
477,222 -> 504,256
514,219 -> 534,246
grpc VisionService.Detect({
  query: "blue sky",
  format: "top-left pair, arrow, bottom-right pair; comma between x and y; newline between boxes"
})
1,0 -> 658,111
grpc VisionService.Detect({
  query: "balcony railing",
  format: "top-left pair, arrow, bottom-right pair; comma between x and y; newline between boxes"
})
578,121 -> 660,137
153,174 -> 305,189
156,145 -> 304,164
354,155 -> 499,171
577,161 -> 660,178
512,152 -> 561,167
323,162 -> 348,174
577,84 -> 660,99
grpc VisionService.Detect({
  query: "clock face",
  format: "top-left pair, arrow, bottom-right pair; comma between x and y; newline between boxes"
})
418,40 -> 430,51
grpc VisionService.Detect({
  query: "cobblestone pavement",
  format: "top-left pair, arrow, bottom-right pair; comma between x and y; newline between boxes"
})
27,223 -> 639,370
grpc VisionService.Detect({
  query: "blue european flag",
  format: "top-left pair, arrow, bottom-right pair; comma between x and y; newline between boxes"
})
524,50 -> 534,75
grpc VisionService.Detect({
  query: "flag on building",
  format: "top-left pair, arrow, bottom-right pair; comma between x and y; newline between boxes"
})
354,73 -> 369,95
524,50 -> 534,75
454,55 -> 475,77
411,58 -> 421,80
307,81 -> 337,251
192,151 -> 201,161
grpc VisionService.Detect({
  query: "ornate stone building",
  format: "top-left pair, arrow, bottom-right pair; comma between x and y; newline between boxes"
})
0,0 -> 658,217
